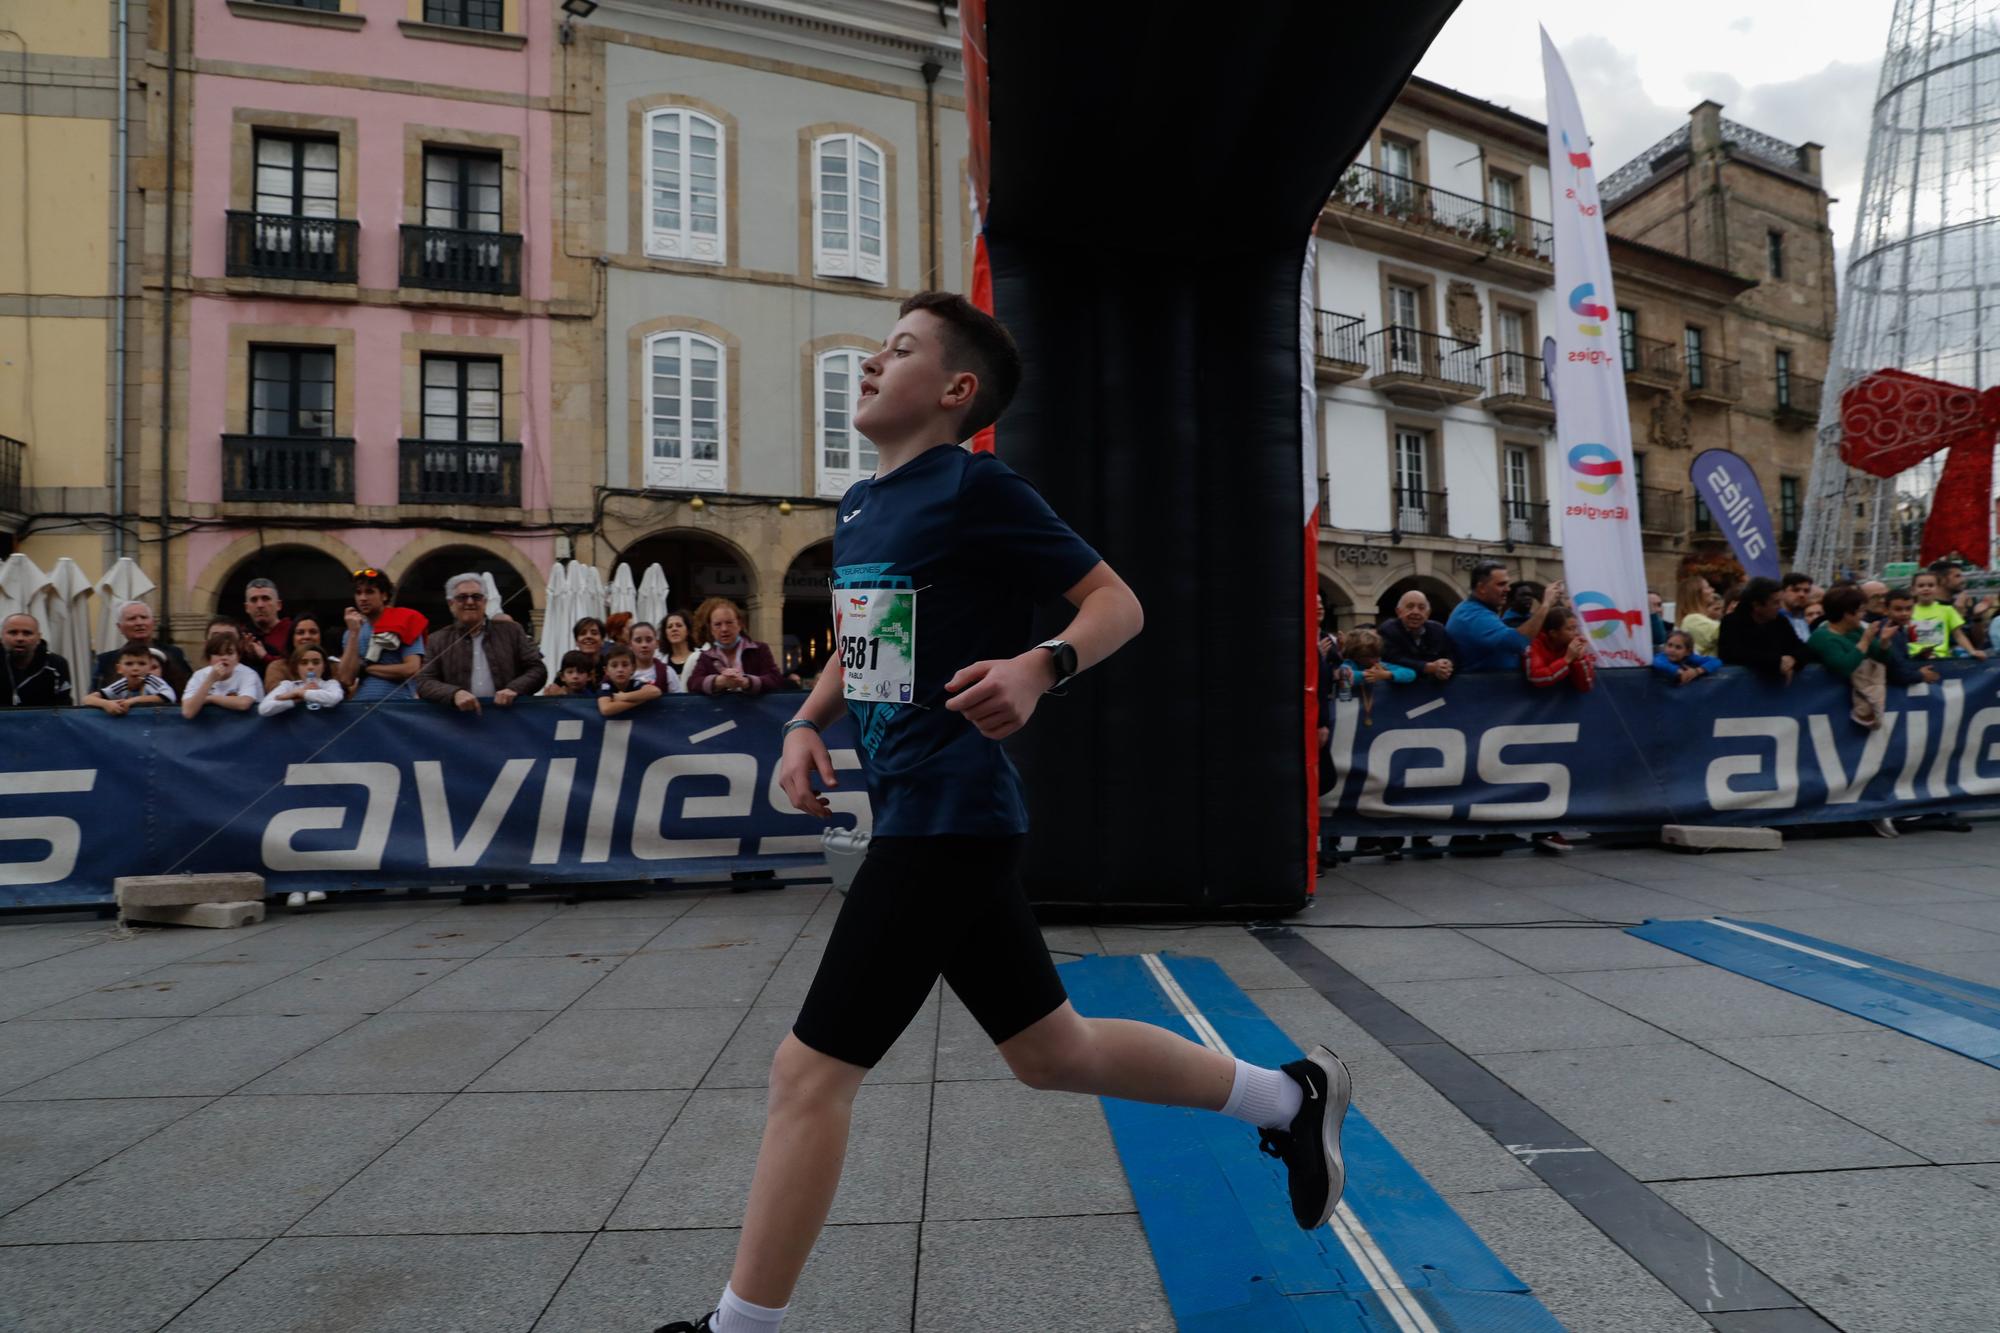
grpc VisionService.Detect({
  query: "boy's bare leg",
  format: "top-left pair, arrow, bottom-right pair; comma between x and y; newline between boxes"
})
997,1002 -> 1235,1106
726,1033 -> 869,1308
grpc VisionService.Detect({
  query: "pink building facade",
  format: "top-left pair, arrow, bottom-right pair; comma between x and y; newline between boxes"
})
171,0 -> 563,637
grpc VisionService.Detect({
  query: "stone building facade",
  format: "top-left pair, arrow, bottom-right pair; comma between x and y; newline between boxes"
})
1315,82 -> 1838,628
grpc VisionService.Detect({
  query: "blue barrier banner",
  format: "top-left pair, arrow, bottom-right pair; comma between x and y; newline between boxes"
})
0,697 -> 868,910
1325,659 -> 2000,835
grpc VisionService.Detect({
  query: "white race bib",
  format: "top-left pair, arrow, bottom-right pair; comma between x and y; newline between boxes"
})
835,587 -> 916,704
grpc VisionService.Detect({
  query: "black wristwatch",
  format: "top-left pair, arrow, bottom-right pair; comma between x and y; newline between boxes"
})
1035,639 -> 1078,692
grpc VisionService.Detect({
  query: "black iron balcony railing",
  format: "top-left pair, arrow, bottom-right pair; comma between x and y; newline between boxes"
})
0,434 -> 24,513
1331,164 -> 1554,260
1315,309 -> 1366,366
398,439 -> 522,506
399,224 -> 522,294
221,434 -> 353,503
225,212 -> 359,282
1392,486 -> 1450,538
1481,351 -> 1551,401
1638,486 -> 1684,533
1367,326 -> 1483,392
1775,372 -> 1822,423
1502,498 -> 1550,546
1622,333 -> 1680,389
1687,355 -> 1742,402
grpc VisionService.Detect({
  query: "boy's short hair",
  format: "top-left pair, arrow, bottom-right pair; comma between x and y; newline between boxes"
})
116,640 -> 156,664
559,649 -> 599,675
1543,606 -> 1573,635
900,290 -> 1022,437
1344,628 -> 1382,660
1886,587 -> 1914,605
203,631 -> 240,660
604,645 -> 637,666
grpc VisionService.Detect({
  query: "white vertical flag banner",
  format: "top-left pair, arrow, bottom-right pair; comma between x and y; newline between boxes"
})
1542,28 -> 1653,668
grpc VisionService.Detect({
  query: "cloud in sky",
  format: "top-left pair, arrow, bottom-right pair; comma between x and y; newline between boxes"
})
1412,1 -> 1889,268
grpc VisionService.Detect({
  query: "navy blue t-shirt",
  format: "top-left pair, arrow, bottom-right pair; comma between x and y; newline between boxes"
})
833,443 -> 1101,837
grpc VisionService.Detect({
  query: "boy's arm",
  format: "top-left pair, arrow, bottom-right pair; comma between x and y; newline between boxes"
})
943,560 -> 1142,741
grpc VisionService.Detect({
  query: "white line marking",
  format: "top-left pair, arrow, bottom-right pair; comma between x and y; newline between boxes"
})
1137,953 -> 1439,1333
1405,698 -> 1447,719
687,720 -> 737,745
1505,1144 -> 1598,1165
1708,919 -> 1868,968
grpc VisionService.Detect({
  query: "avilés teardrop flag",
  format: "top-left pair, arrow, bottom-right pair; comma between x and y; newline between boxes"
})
1542,30 -> 1654,667
1689,448 -> 1781,581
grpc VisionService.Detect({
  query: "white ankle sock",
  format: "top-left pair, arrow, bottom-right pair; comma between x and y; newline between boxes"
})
712,1283 -> 787,1333
1219,1058 -> 1303,1129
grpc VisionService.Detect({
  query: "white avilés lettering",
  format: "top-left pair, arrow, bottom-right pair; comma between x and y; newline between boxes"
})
582,719 -> 631,863
414,758 -> 534,866
756,747 -> 872,855
0,770 -> 97,887
1705,465 -> 1769,561
261,762 -> 400,870
1926,678 -> 1965,800
1705,717 -> 1800,810
631,753 -> 757,860
1469,724 -> 1579,821
1321,696 -> 1363,806
531,719 -> 585,865
1957,704 -> 2000,797
1358,729 -> 1464,819
1807,713 -> 1897,804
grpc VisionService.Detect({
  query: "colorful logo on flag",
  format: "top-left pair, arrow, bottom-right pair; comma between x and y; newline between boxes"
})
1569,283 -> 1609,336
1567,443 -> 1623,495
1561,129 -> 1591,170
1573,591 -> 1643,641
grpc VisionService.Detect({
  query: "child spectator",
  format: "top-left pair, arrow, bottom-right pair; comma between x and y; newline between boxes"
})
1909,571 -> 1988,660
1675,576 -> 1722,657
627,621 -> 668,688
1336,628 -> 1416,691
573,617 -> 606,659
181,633 -> 264,718
1525,607 -> 1596,692
1878,589 -> 1942,687
262,612 -> 326,693
258,644 -> 343,716
81,640 -> 178,714
599,644 -> 663,716
1650,629 -> 1722,685
542,649 -> 601,696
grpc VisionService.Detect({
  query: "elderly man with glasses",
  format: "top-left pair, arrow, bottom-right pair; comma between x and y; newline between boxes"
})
414,572 -> 547,713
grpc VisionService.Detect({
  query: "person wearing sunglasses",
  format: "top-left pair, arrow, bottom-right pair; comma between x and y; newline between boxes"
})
412,572 -> 548,713
337,568 -> 430,703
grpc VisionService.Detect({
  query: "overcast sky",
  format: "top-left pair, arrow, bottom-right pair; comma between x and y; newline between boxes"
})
1414,0 -> 1891,269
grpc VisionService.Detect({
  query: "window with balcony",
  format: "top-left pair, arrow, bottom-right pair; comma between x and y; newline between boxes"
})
1618,308 -> 1638,373
646,331 -> 726,491
424,0 -> 502,30
814,133 -> 886,283
225,345 -> 350,502
1392,428 -> 1443,535
645,108 -> 725,264
816,348 -> 877,496
1487,171 -> 1521,233
1502,443 -> 1546,544
1685,325 -> 1707,390
1495,307 -> 1529,394
1775,348 -> 1794,409
1386,282 -> 1423,373
404,355 -> 517,505
1780,475 -> 1800,547
228,133 -> 355,281
1380,136 -> 1417,208
1767,230 -> 1785,279
403,147 -> 518,292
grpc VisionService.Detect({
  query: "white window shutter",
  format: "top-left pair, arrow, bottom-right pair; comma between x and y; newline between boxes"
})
645,331 -> 727,491
647,109 -> 726,266
815,349 -> 873,497
813,134 -> 887,285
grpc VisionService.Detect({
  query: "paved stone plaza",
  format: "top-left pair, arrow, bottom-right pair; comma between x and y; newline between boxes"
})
3,825 -> 1999,1331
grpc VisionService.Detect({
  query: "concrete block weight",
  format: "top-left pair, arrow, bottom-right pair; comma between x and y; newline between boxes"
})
120,900 -> 267,929
115,873 -> 266,909
1660,825 -> 1783,852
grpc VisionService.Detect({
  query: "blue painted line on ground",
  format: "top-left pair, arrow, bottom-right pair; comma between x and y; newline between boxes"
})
1060,952 -> 1569,1332
1629,917 -> 2000,1069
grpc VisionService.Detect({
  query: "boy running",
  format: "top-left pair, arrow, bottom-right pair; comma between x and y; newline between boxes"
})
655,293 -> 1349,1333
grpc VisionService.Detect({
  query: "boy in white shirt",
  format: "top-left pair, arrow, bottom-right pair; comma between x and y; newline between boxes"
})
181,633 -> 264,718
82,642 -> 179,714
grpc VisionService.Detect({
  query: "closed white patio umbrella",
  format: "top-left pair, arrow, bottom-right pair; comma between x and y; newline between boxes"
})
609,563 -> 637,618
538,560 -> 573,666
636,563 -> 670,626
44,558 -> 95,682
0,553 -> 54,627
574,563 -> 607,625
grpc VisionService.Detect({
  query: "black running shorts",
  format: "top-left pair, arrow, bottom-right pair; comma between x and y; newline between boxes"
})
791,834 -> 1069,1069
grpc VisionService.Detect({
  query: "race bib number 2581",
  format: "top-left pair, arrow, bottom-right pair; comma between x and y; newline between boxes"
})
835,587 -> 917,703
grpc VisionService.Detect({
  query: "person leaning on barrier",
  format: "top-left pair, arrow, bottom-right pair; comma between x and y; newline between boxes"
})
1,613 -> 74,708
1719,577 -> 1814,682
598,644 -> 663,717
1910,569 -> 1987,661
338,568 -> 429,702
1876,589 -> 1941,687
93,600 -> 191,692
1674,575 -> 1722,658
263,612 -> 326,693
181,632 -> 264,718
1378,590 -> 1456,682
1524,606 -> 1595,693
81,640 -> 178,713
1808,584 -> 1899,731
543,649 -> 600,696
258,642 -> 344,717
414,573 -> 548,713
688,598 -> 784,695
237,577 -> 293,673
1650,630 -> 1721,686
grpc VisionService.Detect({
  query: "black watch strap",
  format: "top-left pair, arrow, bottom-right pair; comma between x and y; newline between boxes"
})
1036,639 -> 1078,689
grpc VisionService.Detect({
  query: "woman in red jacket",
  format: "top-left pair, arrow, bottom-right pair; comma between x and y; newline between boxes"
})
1525,607 -> 1596,692
688,598 -> 786,695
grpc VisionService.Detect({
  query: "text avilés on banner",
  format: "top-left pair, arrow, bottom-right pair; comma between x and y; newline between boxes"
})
1689,448 -> 1782,581
1541,29 -> 1654,668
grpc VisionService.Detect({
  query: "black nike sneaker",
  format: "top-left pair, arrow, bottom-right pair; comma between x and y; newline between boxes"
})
653,1315 -> 714,1332
1256,1045 -> 1352,1230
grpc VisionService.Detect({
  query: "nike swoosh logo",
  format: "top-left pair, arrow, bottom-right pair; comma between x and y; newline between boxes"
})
842,510 -> 862,523
1304,1081 -> 1319,1101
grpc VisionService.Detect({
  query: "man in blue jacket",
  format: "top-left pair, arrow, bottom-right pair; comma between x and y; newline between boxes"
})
1446,561 -> 1563,672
